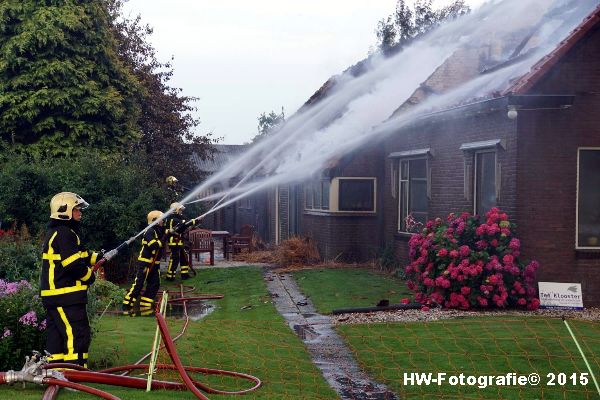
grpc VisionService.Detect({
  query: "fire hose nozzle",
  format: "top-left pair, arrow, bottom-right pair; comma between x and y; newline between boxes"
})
103,249 -> 118,261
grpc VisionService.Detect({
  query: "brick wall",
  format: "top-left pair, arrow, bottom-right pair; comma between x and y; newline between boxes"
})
383,112 -> 518,266
299,146 -> 385,261
515,24 -> 600,306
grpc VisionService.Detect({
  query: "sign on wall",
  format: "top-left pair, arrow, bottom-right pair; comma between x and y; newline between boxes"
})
538,282 -> 584,310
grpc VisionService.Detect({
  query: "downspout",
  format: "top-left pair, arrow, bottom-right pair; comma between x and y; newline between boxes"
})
275,185 -> 280,245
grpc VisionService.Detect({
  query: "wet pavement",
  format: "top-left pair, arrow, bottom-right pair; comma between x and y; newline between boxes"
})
265,271 -> 399,400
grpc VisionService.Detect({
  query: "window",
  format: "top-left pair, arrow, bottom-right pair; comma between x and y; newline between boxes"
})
460,140 -> 503,215
304,180 -> 330,210
398,158 -> 428,232
474,150 -> 497,216
577,149 -> 600,248
339,179 -> 375,212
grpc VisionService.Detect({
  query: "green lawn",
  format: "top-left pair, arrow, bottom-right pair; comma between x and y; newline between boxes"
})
292,267 -> 411,313
336,317 -> 600,399
0,266 -> 336,399
2,266 -> 599,400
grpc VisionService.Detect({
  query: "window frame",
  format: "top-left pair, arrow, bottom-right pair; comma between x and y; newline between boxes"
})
304,179 -> 331,211
576,147 -> 600,250
337,177 -> 376,212
396,157 -> 429,233
473,149 -> 498,216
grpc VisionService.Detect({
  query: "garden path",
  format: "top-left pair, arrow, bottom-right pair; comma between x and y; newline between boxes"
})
265,270 -> 398,400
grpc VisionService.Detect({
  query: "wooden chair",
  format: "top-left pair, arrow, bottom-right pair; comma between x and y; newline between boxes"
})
188,229 -> 214,266
227,224 -> 253,258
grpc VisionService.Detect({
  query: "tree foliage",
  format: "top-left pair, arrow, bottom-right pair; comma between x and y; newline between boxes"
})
108,0 -> 214,184
375,0 -> 470,55
251,107 -> 285,144
0,152 -> 170,250
0,0 -> 142,156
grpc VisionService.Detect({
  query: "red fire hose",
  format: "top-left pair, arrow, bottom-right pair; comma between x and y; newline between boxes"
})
2,288 -> 261,400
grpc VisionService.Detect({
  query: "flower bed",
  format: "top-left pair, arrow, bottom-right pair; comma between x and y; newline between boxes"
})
0,279 -> 46,370
405,208 -> 540,310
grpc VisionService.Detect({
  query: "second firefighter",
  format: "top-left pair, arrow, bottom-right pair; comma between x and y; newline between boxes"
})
122,210 -> 165,315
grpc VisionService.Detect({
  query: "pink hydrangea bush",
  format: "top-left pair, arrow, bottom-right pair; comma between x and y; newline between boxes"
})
405,208 -> 540,310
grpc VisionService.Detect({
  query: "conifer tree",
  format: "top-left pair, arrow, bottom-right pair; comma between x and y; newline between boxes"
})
0,0 -> 141,156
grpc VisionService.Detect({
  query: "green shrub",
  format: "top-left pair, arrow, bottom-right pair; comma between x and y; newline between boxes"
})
0,233 -> 41,283
88,278 -> 126,330
0,280 -> 46,370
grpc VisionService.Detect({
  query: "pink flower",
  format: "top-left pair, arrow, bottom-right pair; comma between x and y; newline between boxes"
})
400,298 -> 410,304
421,306 -> 430,312
460,286 -> 471,296
2,328 -> 11,339
38,319 -> 47,331
449,250 -> 459,259
406,280 -> 416,290
437,248 -> 448,257
19,311 -> 38,327
459,246 -> 471,258
527,298 -> 541,310
517,298 -> 527,306
509,238 -> 521,250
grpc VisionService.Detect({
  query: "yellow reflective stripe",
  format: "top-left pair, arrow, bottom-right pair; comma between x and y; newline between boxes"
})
41,285 -> 88,296
147,239 -> 159,246
90,252 -> 98,265
57,307 -> 75,360
62,253 -> 81,266
47,232 -> 59,290
138,257 -> 160,264
140,296 -> 154,303
42,253 -> 61,261
48,353 -> 64,361
80,267 -> 93,282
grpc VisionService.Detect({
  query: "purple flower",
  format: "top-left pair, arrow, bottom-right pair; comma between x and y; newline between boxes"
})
2,328 -> 11,339
38,319 -> 47,331
19,311 -> 38,327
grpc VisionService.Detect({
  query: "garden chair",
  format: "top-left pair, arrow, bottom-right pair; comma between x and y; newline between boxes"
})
188,229 -> 214,266
227,224 -> 254,258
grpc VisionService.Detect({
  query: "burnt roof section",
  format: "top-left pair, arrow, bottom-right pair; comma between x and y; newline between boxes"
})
191,144 -> 249,174
505,4 -> 600,94
392,3 -> 600,117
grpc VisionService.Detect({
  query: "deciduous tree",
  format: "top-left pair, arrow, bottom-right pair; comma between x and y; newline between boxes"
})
375,0 -> 470,55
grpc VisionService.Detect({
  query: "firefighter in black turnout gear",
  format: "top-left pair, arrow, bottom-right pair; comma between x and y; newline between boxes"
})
122,211 -> 165,316
41,192 -> 100,368
165,202 -> 199,281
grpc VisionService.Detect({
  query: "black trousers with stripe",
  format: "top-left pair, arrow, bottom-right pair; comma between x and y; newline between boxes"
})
123,263 -> 160,309
45,304 -> 90,367
166,245 -> 189,279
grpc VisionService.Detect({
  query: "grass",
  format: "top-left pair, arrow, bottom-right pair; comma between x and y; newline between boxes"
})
292,267 -> 411,313
2,266 -> 599,399
1,266 -> 336,399
336,317 -> 600,399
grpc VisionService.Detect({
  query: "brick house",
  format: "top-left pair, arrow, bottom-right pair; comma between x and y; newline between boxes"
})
193,144 -> 271,240
273,5 -> 600,305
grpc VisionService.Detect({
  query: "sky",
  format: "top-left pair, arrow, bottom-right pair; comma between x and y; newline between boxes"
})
121,0 -> 487,145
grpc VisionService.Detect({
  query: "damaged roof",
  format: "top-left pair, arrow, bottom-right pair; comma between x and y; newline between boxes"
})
392,2 -> 600,117
191,144 -> 249,174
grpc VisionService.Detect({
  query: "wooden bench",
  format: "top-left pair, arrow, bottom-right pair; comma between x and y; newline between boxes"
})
188,229 -> 214,266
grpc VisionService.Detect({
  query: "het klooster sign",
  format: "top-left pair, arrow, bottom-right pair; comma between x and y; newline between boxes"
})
538,282 -> 584,310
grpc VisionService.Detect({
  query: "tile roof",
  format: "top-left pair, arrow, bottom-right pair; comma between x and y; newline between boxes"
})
191,144 -> 249,174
